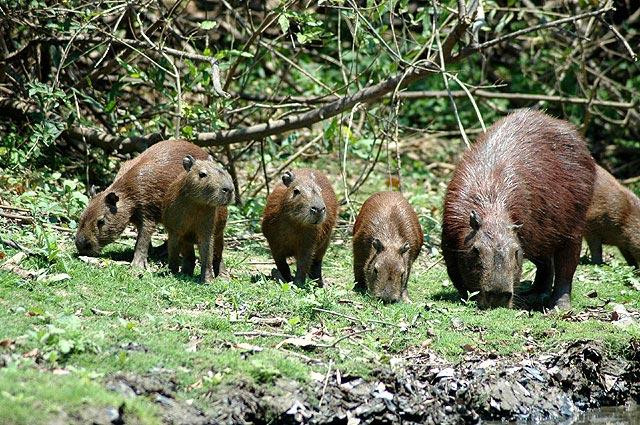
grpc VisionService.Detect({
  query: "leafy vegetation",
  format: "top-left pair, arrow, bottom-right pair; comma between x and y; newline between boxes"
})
1,0 -> 639,423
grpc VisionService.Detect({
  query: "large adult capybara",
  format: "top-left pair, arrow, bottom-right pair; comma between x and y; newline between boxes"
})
75,140 -> 211,267
353,192 -> 423,303
162,155 -> 234,282
262,169 -> 337,286
442,109 -> 596,310
585,165 -> 640,268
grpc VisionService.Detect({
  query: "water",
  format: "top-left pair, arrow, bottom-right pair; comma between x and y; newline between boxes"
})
569,404 -> 640,425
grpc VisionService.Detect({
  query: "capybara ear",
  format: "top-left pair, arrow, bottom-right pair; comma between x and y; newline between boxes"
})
183,155 -> 195,171
282,171 -> 295,187
89,185 -> 98,198
373,238 -> 384,253
470,210 -> 482,230
105,192 -> 119,208
399,241 -> 410,254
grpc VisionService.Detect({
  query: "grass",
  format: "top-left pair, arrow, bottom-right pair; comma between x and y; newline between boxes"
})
1,170 -> 639,424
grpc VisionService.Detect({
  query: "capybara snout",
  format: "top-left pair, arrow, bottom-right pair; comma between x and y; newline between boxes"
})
281,170 -> 328,226
365,240 -> 409,303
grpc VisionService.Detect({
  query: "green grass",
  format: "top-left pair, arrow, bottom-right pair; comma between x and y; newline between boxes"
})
1,173 -> 639,423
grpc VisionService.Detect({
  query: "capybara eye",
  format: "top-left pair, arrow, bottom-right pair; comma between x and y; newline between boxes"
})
293,188 -> 301,196
199,172 -> 207,178
97,218 -> 105,227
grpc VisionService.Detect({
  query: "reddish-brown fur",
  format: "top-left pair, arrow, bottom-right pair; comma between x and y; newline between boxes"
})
262,169 -> 338,286
75,140 -> 211,267
442,109 -> 596,310
585,165 -> 640,268
162,156 -> 234,282
353,192 -> 423,303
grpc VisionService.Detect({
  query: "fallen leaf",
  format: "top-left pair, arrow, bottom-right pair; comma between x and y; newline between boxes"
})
435,367 -> 455,379
275,336 -> 317,350
23,348 -> 39,358
462,343 -> 476,352
611,304 -> 636,328
0,339 -> 13,348
42,273 -> 71,283
90,307 -> 114,316
234,343 -> 263,352
586,290 -> 598,298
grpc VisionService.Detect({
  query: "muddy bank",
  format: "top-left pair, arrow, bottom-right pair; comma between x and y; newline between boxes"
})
102,340 -> 639,424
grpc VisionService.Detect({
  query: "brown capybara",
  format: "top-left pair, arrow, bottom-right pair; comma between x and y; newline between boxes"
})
162,155 -> 234,283
353,192 -> 423,303
442,109 -> 595,310
585,165 -> 640,268
262,169 -> 337,286
75,140 -> 211,268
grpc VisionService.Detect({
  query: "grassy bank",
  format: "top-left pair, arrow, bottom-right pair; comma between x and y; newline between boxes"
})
1,173 -> 639,424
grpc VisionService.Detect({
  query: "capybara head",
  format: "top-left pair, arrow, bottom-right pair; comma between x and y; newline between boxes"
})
280,170 -> 326,226
365,238 -> 410,303
75,190 -> 129,256
459,210 -> 523,309
181,155 -> 234,206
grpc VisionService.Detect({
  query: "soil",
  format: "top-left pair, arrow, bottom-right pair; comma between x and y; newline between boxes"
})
94,339 -> 640,425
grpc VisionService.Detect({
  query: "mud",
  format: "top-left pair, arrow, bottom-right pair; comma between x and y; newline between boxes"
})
90,340 -> 640,424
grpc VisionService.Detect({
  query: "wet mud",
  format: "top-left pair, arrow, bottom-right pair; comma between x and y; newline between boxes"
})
95,340 -> 639,424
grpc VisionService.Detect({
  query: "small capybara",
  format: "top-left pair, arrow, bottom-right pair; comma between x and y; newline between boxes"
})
585,165 -> 640,268
162,155 -> 234,283
75,140 -> 211,267
262,169 -> 337,286
353,192 -> 423,303
442,109 -> 595,310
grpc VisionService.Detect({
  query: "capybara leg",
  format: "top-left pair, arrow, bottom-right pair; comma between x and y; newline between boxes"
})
212,209 -> 226,277
293,255 -> 312,287
213,257 -> 226,278
530,256 -> 554,295
132,220 -> 156,268
548,240 -> 582,310
620,248 -> 639,269
181,242 -> 196,276
273,256 -> 293,282
401,288 -> 411,303
586,236 -> 603,265
198,237 -> 215,283
167,235 -> 181,275
308,260 -> 324,287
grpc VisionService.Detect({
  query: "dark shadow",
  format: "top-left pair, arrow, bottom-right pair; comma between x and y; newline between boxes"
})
430,289 -> 463,303
431,281 -> 546,312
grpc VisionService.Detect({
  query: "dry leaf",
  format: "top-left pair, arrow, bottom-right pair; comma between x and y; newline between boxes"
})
275,336 -> 317,350
235,343 -> 263,352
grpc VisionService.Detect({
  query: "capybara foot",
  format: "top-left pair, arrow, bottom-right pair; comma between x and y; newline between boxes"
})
402,292 -> 412,304
131,257 -> 148,269
547,293 -> 571,311
270,268 -> 285,282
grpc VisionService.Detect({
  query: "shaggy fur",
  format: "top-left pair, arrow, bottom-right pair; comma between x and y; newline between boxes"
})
442,109 -> 595,309
353,191 -> 423,303
586,165 -> 640,268
262,169 -> 337,286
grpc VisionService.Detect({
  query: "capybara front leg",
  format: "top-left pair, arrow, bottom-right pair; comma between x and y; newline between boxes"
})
167,234 -> 181,275
620,248 -> 639,269
308,259 -> 324,287
132,219 -> 156,268
548,239 -> 582,310
530,256 -> 554,295
198,236 -> 215,283
293,254 -> 312,287
181,242 -> 196,276
212,207 -> 227,277
586,235 -> 603,265
273,255 -> 293,282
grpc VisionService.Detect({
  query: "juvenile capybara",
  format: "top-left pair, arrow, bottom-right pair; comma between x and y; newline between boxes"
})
353,192 -> 423,303
262,169 -> 337,286
585,165 -> 640,268
162,155 -> 234,283
442,109 -> 595,310
75,140 -> 211,267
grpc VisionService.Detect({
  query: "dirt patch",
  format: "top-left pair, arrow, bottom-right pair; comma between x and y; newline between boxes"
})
99,340 -> 640,424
